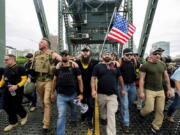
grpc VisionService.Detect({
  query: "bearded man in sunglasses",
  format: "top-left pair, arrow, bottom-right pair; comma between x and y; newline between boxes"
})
139,48 -> 173,134
118,48 -> 137,133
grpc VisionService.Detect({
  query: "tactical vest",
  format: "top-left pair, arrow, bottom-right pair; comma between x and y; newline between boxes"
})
57,66 -> 76,87
33,50 -> 55,75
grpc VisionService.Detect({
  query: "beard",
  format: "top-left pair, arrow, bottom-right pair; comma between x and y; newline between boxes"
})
103,57 -> 111,62
62,59 -> 68,63
81,56 -> 90,64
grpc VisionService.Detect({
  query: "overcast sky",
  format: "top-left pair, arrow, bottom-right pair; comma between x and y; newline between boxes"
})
6,0 -> 180,57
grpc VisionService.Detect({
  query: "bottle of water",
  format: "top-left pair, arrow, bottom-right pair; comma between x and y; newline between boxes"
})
10,91 -> 16,96
7,83 -> 16,96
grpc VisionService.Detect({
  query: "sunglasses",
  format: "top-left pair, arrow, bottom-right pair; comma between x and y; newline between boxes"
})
125,53 -> 133,57
61,54 -> 68,57
82,50 -> 89,52
153,53 -> 161,56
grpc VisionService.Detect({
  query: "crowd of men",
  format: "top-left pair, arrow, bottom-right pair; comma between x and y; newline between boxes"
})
0,38 -> 180,135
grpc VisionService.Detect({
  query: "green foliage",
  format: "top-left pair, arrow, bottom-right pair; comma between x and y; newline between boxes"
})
16,56 -> 26,65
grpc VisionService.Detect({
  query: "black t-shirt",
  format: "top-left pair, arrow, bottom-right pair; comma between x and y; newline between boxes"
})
54,66 -> 81,96
4,64 -> 26,86
76,59 -> 98,95
120,59 -> 136,84
92,63 -> 122,95
0,67 -> 4,80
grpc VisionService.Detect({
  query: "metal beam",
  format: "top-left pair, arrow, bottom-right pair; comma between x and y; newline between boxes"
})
58,0 -> 64,53
128,0 -> 133,50
33,0 -> 50,39
138,0 -> 159,58
0,0 -> 5,66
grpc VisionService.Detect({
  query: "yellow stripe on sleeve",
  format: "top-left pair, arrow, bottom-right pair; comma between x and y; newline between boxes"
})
17,76 -> 28,87
0,75 -> 5,88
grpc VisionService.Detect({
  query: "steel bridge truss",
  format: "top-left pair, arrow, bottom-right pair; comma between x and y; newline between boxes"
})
58,0 -> 137,56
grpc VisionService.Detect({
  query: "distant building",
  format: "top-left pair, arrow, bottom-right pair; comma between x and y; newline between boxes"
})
152,41 -> 170,56
6,46 -> 35,57
6,46 -> 16,56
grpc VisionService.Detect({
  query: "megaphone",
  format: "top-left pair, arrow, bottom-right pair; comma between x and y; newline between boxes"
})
73,98 -> 88,114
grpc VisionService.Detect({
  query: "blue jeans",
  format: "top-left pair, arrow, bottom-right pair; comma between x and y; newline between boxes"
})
120,83 -> 137,126
167,93 -> 180,117
56,93 -> 77,135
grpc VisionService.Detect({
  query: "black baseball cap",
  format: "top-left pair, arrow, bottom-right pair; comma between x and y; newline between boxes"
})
150,48 -> 164,54
25,53 -> 33,58
123,48 -> 133,54
133,53 -> 139,56
82,46 -> 90,51
60,50 -> 69,56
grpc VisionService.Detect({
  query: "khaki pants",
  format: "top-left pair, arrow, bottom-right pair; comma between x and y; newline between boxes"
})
36,80 -> 53,128
141,89 -> 165,130
98,94 -> 118,135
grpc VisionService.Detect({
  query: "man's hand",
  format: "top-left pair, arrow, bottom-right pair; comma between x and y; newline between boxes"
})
121,89 -> 126,96
91,90 -> 97,98
9,85 -> 18,91
70,60 -> 79,68
50,92 -> 56,103
77,94 -> 83,101
139,91 -> 145,99
167,89 -> 173,98
112,61 -> 120,67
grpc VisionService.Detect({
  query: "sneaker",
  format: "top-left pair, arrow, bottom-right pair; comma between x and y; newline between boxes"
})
123,126 -> 130,133
87,122 -> 93,130
100,119 -> 107,125
30,106 -> 36,112
151,126 -> 162,135
4,123 -> 18,132
166,116 -> 175,123
20,114 -> 28,125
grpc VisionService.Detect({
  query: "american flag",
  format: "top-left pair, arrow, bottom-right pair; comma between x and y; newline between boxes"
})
107,13 -> 136,45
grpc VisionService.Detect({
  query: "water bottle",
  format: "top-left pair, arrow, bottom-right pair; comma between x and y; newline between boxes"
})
7,83 -> 16,96
10,91 -> 16,96
73,98 -> 88,113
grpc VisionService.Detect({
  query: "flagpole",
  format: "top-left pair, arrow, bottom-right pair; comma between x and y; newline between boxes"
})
99,7 -> 117,58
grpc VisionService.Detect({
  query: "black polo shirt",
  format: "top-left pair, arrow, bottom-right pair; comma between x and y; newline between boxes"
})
4,64 -> 26,85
